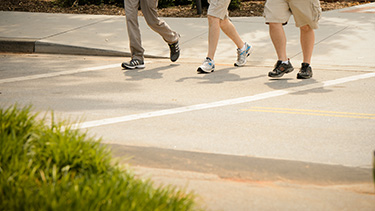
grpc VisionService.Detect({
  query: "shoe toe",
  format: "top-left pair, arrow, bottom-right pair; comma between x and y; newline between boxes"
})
171,52 -> 180,62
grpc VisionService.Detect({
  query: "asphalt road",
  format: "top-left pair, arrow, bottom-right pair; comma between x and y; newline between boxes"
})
1,53 -> 374,210
1,53 -> 374,166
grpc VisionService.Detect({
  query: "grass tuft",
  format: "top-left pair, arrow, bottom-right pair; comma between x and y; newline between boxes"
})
0,105 -> 201,210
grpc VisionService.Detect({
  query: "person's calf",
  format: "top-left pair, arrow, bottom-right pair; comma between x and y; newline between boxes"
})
300,24 -> 315,64
269,23 -> 288,61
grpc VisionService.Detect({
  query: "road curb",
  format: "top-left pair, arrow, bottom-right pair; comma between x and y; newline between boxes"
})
0,38 -> 129,57
109,144 -> 374,186
0,38 -> 36,53
35,41 -> 130,57
0,38 -> 168,59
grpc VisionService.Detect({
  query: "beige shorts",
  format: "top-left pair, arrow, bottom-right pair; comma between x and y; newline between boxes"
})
264,0 -> 321,29
207,0 -> 231,20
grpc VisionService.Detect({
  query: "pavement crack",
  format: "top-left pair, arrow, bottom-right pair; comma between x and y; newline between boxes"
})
41,17 -> 115,40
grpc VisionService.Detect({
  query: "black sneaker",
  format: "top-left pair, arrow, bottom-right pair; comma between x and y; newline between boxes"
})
121,59 -> 145,69
169,41 -> 180,62
297,63 -> 313,79
268,60 -> 294,78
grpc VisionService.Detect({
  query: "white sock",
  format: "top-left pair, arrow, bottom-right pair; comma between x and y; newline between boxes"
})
282,60 -> 289,64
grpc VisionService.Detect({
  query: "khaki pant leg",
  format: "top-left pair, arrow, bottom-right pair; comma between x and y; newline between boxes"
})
289,0 -> 321,29
125,0 -> 144,60
140,0 -> 179,44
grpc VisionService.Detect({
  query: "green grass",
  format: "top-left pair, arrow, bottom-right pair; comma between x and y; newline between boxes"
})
0,105 -> 201,211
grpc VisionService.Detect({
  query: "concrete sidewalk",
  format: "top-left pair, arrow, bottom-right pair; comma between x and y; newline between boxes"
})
1,3 -> 375,210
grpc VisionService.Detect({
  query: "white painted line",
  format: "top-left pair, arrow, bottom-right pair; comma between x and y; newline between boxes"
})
72,90 -> 288,129
363,9 -> 375,12
71,72 -> 375,129
323,72 -> 375,87
0,64 -> 119,84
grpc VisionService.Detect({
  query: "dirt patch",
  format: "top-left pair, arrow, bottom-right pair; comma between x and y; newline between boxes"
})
0,0 -> 372,17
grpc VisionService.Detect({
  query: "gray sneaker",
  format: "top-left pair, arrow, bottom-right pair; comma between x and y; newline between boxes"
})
197,57 -> 215,73
297,63 -> 313,79
234,42 -> 252,67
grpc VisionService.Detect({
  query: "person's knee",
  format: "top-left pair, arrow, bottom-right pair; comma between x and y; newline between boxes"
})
269,22 -> 282,29
300,24 -> 312,32
144,16 -> 159,27
208,15 -> 220,25
219,18 -> 230,28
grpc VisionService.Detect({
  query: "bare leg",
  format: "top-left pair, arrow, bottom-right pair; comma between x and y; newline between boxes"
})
269,23 -> 287,61
207,15 -> 221,60
220,18 -> 244,49
300,24 -> 315,64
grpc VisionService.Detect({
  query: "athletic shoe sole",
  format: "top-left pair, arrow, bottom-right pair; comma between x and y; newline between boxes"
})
121,63 -> 145,69
197,67 -> 214,74
268,67 -> 294,78
297,73 -> 312,79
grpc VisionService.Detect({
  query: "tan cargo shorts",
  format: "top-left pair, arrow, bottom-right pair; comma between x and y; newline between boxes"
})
264,0 -> 322,29
207,0 -> 231,20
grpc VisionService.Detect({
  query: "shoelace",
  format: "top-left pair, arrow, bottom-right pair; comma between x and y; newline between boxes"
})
170,43 -> 179,52
300,66 -> 310,73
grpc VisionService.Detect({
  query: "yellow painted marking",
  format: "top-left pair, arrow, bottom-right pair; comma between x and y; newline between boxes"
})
251,107 -> 375,116
241,107 -> 375,119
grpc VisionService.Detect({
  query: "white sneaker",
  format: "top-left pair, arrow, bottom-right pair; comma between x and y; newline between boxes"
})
197,57 -> 215,73
234,42 -> 252,67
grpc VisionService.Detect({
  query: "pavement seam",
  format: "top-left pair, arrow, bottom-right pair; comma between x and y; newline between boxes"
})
291,26 -> 350,59
40,17 -> 115,40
